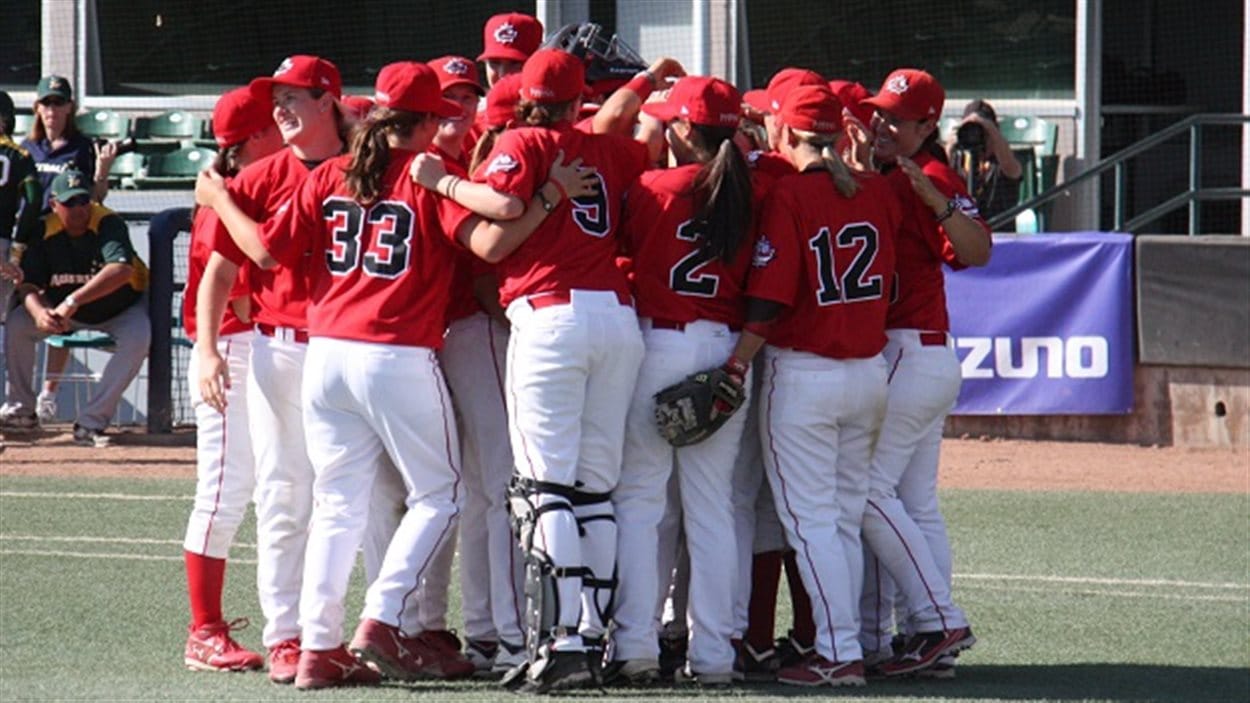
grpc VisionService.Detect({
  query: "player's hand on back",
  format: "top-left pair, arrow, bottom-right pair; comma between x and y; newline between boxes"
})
896,156 -> 948,213
194,168 -> 228,209
547,149 -> 599,200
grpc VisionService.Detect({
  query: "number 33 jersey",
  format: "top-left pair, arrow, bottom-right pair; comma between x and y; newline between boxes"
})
260,148 -> 469,349
621,163 -> 776,329
746,169 -> 901,360
476,123 -> 649,308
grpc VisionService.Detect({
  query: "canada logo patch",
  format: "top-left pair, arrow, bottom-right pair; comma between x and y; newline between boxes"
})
486,153 -> 520,176
494,22 -> 518,44
274,57 -> 295,77
443,58 -> 471,76
752,236 -> 777,268
885,74 -> 910,95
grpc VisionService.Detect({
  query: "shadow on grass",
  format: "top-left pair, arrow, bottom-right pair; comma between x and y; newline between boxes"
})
527,664 -> 1250,701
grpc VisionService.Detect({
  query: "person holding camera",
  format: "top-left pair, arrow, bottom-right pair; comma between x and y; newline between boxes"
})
948,99 -> 1022,230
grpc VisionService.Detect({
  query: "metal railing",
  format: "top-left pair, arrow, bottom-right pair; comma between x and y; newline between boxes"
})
988,113 -> 1250,234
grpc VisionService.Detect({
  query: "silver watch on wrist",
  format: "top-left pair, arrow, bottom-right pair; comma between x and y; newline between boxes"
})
63,294 -> 79,309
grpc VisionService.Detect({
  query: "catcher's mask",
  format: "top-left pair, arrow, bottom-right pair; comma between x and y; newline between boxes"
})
540,22 -> 648,96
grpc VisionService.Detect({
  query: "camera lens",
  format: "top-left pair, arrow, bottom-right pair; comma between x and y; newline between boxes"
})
956,122 -> 985,151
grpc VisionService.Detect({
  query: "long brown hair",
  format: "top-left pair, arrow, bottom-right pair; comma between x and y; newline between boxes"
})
516,99 -> 575,128
791,127 -> 860,198
343,107 -> 427,204
469,126 -> 504,175
211,144 -> 246,178
28,99 -> 79,143
687,124 -> 753,263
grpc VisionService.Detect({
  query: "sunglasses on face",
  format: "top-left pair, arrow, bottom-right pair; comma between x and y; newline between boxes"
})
58,195 -> 90,208
40,97 -> 69,107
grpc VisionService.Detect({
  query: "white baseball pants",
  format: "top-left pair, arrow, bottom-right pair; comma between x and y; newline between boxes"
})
441,312 -> 525,646
861,329 -> 968,634
298,338 -> 461,651
248,332 -> 315,648
613,320 -> 748,676
505,290 -> 644,647
184,332 -> 255,559
759,348 -> 887,664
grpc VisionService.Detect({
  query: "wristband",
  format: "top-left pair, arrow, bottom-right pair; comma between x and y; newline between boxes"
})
724,356 -> 749,377
63,294 -> 79,309
935,199 -> 958,223
624,72 -> 655,100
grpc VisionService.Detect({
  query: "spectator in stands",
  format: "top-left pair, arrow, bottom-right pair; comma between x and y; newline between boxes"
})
22,75 -> 125,420
22,75 -> 119,210
947,99 -> 1022,229
0,169 -> 150,447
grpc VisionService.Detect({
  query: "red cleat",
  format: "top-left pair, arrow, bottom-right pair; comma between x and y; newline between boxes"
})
183,618 -> 264,672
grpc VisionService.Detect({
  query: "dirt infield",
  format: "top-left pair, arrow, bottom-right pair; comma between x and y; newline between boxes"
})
1,425 -> 1245,493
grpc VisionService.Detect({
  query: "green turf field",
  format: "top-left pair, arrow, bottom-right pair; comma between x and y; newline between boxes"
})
1,475 -> 1247,702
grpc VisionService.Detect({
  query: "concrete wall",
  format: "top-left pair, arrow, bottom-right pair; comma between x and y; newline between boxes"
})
947,365 -> 1250,448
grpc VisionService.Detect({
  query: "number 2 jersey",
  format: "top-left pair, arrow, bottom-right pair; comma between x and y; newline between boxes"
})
621,163 -> 775,328
747,169 -> 900,360
476,121 -> 649,308
259,148 -> 469,349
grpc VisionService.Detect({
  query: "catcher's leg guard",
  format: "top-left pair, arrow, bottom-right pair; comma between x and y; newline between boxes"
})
506,476 -> 587,662
572,489 -> 616,684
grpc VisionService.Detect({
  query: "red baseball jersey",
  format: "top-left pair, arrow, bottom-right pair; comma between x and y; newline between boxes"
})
208,148 -> 319,330
476,122 -> 649,307
622,163 -> 776,328
885,151 -> 990,331
747,169 -> 900,359
434,145 -> 485,325
184,203 -> 250,342
260,149 -> 469,348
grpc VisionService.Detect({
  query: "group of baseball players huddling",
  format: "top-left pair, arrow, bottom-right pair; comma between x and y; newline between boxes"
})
178,9 -> 990,694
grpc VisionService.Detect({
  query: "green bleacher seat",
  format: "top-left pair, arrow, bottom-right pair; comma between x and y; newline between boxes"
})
76,109 -> 130,139
46,329 -> 117,351
135,110 -> 202,141
133,146 -> 215,189
108,152 -> 146,189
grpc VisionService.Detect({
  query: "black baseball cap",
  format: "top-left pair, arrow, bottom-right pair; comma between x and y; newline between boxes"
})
37,75 -> 74,102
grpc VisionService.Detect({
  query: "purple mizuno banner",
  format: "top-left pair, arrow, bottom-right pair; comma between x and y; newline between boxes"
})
945,232 -> 1135,415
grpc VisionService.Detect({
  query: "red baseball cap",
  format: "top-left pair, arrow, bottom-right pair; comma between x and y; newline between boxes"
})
250,55 -> 342,101
339,95 -> 375,121
373,62 -> 461,118
429,55 -> 485,97
478,13 -> 544,63
777,84 -> 843,134
212,86 -> 274,148
862,68 -> 945,121
642,76 -> 741,128
742,89 -> 769,118
766,67 -> 825,112
520,49 -> 584,104
483,73 -> 523,129
828,80 -> 874,127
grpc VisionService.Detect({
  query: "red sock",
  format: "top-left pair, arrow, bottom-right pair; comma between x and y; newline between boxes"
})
185,551 -> 226,629
783,550 -> 815,647
746,550 -> 783,650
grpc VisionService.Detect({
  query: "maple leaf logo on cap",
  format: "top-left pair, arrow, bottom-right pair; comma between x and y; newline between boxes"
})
275,57 -> 295,77
486,153 -> 520,175
494,22 -> 518,44
443,58 -> 471,76
886,74 -> 910,95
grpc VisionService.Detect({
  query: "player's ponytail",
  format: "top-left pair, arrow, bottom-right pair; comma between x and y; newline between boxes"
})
689,124 -> 752,263
344,107 -> 425,204
469,126 -> 503,175
819,143 -> 860,198
517,99 -> 575,128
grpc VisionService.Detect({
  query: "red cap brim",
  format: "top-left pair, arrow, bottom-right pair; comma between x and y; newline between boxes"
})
641,102 -> 680,122
477,48 -> 530,64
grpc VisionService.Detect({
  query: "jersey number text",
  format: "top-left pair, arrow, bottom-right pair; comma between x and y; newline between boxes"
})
570,172 -> 610,238
323,198 -> 414,279
808,223 -> 882,305
669,219 -> 718,297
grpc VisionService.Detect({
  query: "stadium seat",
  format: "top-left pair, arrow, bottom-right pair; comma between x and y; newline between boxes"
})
76,109 -> 130,139
133,146 -> 215,189
108,152 -> 146,189
134,110 -> 202,141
